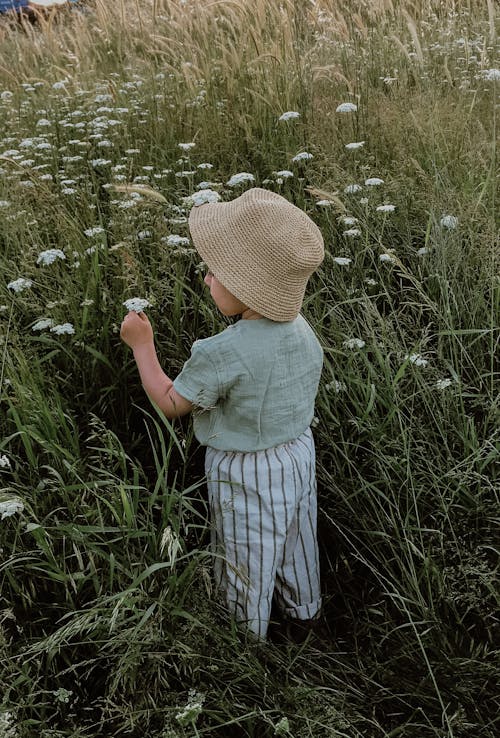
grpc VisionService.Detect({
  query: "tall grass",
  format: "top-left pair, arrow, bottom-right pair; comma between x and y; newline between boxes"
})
0,1 -> 498,736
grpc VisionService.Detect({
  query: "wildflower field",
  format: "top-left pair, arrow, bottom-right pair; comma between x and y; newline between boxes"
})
0,0 -> 498,736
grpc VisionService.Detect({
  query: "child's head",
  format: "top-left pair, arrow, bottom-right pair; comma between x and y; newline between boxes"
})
189,187 -> 324,322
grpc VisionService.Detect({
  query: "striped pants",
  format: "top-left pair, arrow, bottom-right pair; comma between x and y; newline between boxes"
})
204,426 -> 321,640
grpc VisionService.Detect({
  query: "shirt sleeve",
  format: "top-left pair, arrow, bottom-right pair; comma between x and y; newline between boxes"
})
172,341 -> 221,410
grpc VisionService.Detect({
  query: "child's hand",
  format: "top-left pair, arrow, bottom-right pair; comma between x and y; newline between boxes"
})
120,310 -> 154,350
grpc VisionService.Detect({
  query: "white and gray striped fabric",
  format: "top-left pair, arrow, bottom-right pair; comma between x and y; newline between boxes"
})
204,426 -> 322,639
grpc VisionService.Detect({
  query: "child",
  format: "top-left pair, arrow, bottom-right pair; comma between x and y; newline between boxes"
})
120,187 -> 325,641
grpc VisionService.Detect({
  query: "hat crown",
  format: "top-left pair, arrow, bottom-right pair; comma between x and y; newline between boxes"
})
188,187 -> 324,321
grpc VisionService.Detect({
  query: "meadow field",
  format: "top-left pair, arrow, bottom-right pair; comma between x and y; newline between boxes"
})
0,0 -> 498,736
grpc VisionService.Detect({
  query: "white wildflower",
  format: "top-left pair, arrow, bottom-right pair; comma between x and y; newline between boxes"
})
359,197 -> 369,204
1,91 -> 13,102
365,177 -> 384,186
36,118 -> 51,127
440,215 -> 458,229
166,235 -> 190,247
416,247 -> 430,256
7,278 -> 33,293
336,102 -> 357,113
274,170 -> 294,178
91,158 -> 112,167
343,228 -> 361,237
333,257 -> 352,265
178,142 -> 196,150
50,323 -> 75,335
183,189 -> 221,207
316,199 -> 334,206
84,226 -> 105,238
123,297 -> 151,313
197,162 -> 213,169
291,151 -> 313,162
343,338 -> 365,349
36,249 -> 66,266
436,378 -> 453,389
53,688 -> 73,703
80,299 -> 94,307
339,216 -> 358,225
344,184 -> 362,194
325,380 -> 347,393
0,200 -> 11,208
345,141 -> 365,150
376,204 -> 396,213
379,253 -> 396,263
32,318 -> 54,331
226,172 -> 255,187
137,230 -> 152,240
0,496 -> 24,520
478,68 -> 500,81
279,111 -> 300,121
0,454 -> 11,469
404,353 -> 429,367
365,278 -> 377,286
175,689 -> 205,727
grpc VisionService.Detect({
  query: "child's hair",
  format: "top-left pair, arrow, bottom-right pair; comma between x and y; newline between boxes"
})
188,187 -> 324,322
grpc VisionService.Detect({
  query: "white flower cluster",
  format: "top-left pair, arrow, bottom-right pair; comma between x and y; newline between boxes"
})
123,297 -> 151,313
84,226 -> 105,238
0,454 -> 11,469
343,338 -> 365,349
226,172 -> 255,187
291,151 -> 313,163
7,278 -> 32,293
279,111 -> 300,121
333,257 -> 352,265
479,68 -> 500,81
182,189 -> 221,207
178,142 -> 196,150
365,177 -> 384,186
32,318 -> 54,331
165,235 -> 190,247
36,249 -> 66,266
336,102 -> 357,113
440,215 -> 458,229
404,352 -> 429,367
0,495 -> 24,520
345,141 -> 365,150
50,323 -> 75,335
344,184 -> 362,194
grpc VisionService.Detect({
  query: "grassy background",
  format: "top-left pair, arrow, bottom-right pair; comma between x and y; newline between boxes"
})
0,1 -> 498,736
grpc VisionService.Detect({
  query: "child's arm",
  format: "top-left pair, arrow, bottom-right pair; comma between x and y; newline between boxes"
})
120,311 -> 193,420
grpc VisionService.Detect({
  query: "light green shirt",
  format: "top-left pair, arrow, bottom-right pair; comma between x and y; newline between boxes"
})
173,314 -> 324,452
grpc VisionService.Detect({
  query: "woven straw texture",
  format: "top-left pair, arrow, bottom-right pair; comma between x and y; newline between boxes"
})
188,188 -> 324,322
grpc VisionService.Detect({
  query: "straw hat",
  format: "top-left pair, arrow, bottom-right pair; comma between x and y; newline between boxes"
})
188,187 -> 324,322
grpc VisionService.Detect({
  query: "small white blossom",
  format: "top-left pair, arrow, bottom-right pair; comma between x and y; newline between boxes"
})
137,230 -> 152,240
80,298 -> 94,307
0,200 -> 10,208
316,200 -> 334,206
336,102 -> 357,113
7,278 -> 33,293
84,226 -> 105,238
333,257 -> 352,265
478,68 -> 500,81
50,323 -> 75,335
0,496 -> 24,520
36,118 -> 51,127
345,141 -> 365,150
376,204 -> 396,213
91,158 -> 112,167
339,216 -> 358,225
36,249 -> 66,266
279,111 -> 300,121
343,228 -> 361,237
365,177 -> 384,186
291,151 -> 313,162
380,253 -> 397,263
197,162 -> 213,169
274,170 -> 294,178
166,235 -> 190,246
0,454 -> 11,469
325,380 -> 347,393
183,189 -> 221,207
53,688 -> 73,703
123,297 -> 151,313
435,378 -> 453,389
416,247 -> 430,256
178,142 -> 196,150
226,172 -> 255,187
344,184 -> 362,194
175,689 -> 205,727
404,352 -> 429,367
32,318 -> 54,331
343,338 -> 365,349
440,214 -> 458,229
